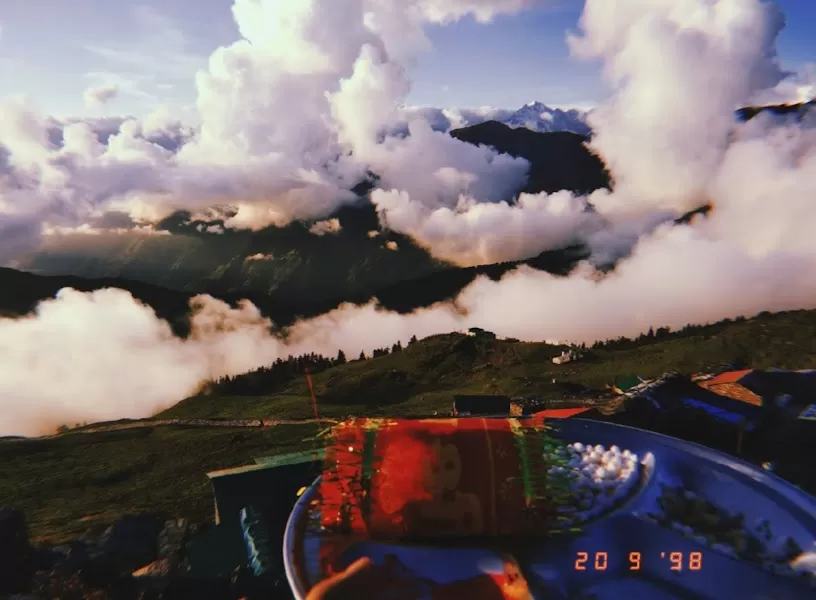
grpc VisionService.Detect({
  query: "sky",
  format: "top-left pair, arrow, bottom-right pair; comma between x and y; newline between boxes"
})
0,0 -> 813,119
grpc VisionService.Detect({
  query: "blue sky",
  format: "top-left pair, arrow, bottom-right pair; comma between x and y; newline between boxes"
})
0,0 -> 812,117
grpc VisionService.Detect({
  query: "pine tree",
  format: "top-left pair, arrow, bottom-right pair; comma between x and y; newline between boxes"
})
336,349 -> 347,365
359,350 -> 366,361
409,335 -> 418,345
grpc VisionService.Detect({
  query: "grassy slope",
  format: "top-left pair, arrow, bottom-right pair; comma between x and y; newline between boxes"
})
2,308 -> 815,543
161,308 -> 816,420
0,425 -> 318,543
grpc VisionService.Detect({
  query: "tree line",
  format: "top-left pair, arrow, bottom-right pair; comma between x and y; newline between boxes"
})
209,336 -> 418,395
588,316 -> 747,350
210,315 -> 753,396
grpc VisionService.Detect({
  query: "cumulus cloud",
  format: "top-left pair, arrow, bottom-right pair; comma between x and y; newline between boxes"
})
42,223 -> 170,237
0,0 -> 548,258
326,42 -> 532,212
83,83 -> 120,108
568,0 -> 788,213
371,189 -> 603,265
385,240 -> 399,251
245,252 -> 274,261
1,0 -> 812,272
751,62 -> 816,106
309,218 -> 342,236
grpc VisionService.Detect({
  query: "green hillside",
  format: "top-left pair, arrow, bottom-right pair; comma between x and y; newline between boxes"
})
160,308 -> 816,421
0,425 -> 317,543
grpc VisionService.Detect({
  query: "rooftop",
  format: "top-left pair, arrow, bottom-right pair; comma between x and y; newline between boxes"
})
705,369 -> 754,385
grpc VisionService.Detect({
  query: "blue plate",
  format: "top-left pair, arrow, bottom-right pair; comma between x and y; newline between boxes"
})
284,419 -> 816,600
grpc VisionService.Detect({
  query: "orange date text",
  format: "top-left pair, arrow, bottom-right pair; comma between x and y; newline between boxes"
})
573,551 -> 703,571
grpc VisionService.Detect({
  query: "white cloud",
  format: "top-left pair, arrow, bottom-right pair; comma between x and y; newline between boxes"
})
751,62 -> 816,106
43,223 -> 169,237
309,218 -> 342,236
0,290 -> 286,436
568,0 -> 788,213
0,0 -> 547,251
83,83 -> 119,108
245,252 -> 274,261
371,188 -> 604,265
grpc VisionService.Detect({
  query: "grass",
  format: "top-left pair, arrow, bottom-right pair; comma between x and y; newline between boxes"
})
3,308 -> 815,544
0,424 -> 320,543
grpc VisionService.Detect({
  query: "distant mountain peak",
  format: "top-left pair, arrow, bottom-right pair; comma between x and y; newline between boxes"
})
502,102 -> 592,136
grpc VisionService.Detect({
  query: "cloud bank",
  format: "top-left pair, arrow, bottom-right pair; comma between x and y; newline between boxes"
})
0,0 -> 550,259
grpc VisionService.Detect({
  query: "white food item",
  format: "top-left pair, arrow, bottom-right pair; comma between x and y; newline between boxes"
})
549,441 -> 641,526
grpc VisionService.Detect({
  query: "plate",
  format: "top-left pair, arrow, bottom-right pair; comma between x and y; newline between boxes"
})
283,418 -> 816,600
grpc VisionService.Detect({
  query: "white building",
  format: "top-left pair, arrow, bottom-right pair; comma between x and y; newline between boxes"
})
552,350 -> 578,365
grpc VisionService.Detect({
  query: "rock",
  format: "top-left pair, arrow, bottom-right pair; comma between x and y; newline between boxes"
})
0,507 -> 34,594
98,514 -> 162,573
157,518 -> 189,559
40,541 -> 91,573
